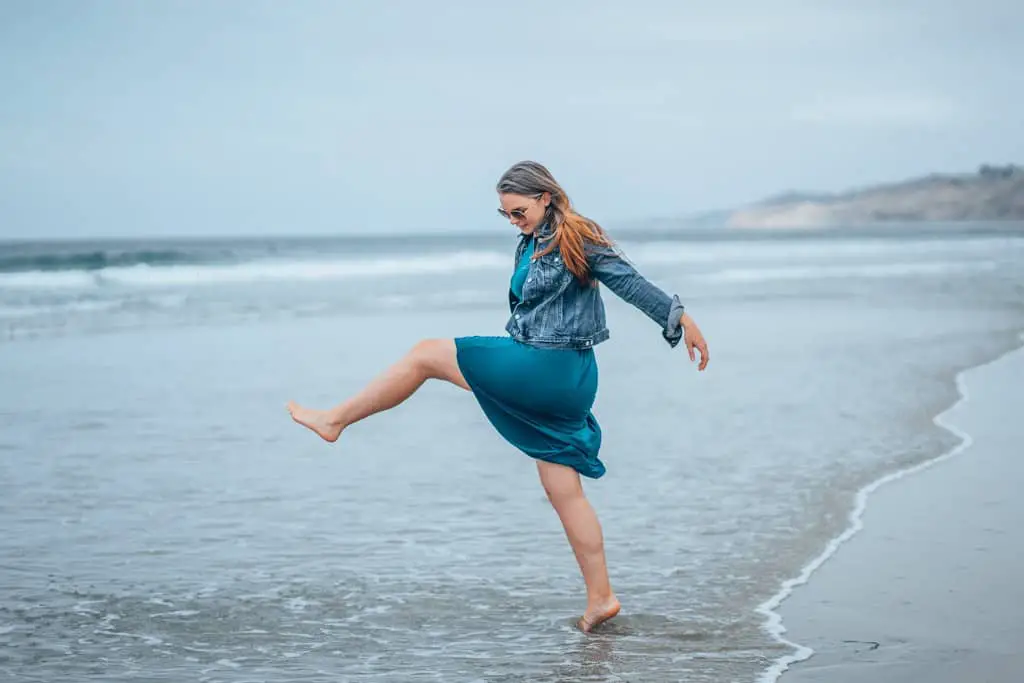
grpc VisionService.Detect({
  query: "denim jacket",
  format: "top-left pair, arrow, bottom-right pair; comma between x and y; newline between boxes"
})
505,222 -> 686,350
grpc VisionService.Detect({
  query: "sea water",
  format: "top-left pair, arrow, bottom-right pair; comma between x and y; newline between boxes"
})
1,224 -> 1022,682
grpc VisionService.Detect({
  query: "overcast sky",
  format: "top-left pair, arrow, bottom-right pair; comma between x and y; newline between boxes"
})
2,0 -> 1022,239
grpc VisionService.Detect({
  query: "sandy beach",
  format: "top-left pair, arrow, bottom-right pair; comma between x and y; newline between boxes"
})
775,335 -> 1024,682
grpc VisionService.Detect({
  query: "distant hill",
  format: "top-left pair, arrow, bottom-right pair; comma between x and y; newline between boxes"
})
727,164 -> 1024,228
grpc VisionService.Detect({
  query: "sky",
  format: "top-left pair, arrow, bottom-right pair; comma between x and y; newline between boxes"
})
1,0 -> 1022,239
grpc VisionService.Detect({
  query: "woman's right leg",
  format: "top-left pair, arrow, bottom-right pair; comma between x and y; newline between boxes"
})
287,338 -> 470,442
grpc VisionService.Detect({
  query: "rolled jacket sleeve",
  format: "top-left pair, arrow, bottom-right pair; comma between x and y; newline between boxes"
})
586,242 -> 685,347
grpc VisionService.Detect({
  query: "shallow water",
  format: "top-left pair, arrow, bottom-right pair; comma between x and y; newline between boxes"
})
2,225 -> 1022,681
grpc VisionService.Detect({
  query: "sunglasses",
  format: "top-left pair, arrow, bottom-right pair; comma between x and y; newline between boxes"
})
497,207 -> 529,220
497,194 -> 544,221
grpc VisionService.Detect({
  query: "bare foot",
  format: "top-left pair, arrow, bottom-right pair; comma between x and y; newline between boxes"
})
286,401 -> 343,442
577,595 -> 621,633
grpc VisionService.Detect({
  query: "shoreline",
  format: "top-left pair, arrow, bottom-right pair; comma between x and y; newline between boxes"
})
756,330 -> 1024,683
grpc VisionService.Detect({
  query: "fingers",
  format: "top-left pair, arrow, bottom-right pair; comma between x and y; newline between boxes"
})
688,336 -> 709,371
684,326 -> 709,371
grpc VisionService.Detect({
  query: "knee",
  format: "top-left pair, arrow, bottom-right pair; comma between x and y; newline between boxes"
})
409,338 -> 446,374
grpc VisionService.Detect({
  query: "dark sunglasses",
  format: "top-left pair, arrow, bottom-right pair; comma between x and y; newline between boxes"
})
497,207 -> 529,220
497,194 -> 544,220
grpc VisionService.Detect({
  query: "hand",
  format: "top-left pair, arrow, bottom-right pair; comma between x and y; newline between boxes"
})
681,314 -> 709,371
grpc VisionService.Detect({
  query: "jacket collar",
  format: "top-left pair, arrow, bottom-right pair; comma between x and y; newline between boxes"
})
533,220 -> 555,241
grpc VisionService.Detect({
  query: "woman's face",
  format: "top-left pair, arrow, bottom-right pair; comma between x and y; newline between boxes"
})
498,192 -> 549,234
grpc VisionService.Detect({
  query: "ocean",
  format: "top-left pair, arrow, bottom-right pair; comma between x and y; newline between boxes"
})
2,223 -> 1022,682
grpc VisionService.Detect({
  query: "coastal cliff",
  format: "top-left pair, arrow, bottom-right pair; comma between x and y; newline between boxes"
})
727,164 -> 1024,228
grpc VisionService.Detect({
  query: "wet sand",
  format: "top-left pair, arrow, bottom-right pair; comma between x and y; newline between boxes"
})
776,336 -> 1024,682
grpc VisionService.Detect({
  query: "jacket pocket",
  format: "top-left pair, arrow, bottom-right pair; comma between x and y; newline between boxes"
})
534,251 -> 568,289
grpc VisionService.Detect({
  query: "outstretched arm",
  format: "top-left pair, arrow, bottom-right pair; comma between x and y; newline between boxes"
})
586,242 -> 709,370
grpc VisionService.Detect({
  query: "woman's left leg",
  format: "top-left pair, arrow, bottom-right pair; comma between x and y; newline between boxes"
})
536,460 -> 621,632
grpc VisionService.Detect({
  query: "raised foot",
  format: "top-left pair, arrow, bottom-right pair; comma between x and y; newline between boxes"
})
286,401 -> 343,443
577,596 -> 621,633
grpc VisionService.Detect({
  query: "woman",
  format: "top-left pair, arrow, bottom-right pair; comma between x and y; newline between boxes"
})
287,160 -> 709,632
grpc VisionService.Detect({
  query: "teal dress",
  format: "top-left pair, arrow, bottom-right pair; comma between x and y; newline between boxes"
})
454,237 -> 605,478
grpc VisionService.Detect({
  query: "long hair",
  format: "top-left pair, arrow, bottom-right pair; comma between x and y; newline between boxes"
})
495,160 -> 613,284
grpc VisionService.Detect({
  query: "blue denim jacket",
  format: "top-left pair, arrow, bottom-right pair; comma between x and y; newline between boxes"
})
505,222 -> 686,350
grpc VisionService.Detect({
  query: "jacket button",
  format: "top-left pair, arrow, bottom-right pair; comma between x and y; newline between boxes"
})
515,314 -> 521,320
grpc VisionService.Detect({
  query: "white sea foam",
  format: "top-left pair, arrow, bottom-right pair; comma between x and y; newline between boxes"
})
624,235 -> 1020,266
0,295 -> 187,320
0,251 -> 509,291
5,234 -> 1017,293
0,270 -> 100,289
707,260 -> 997,283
